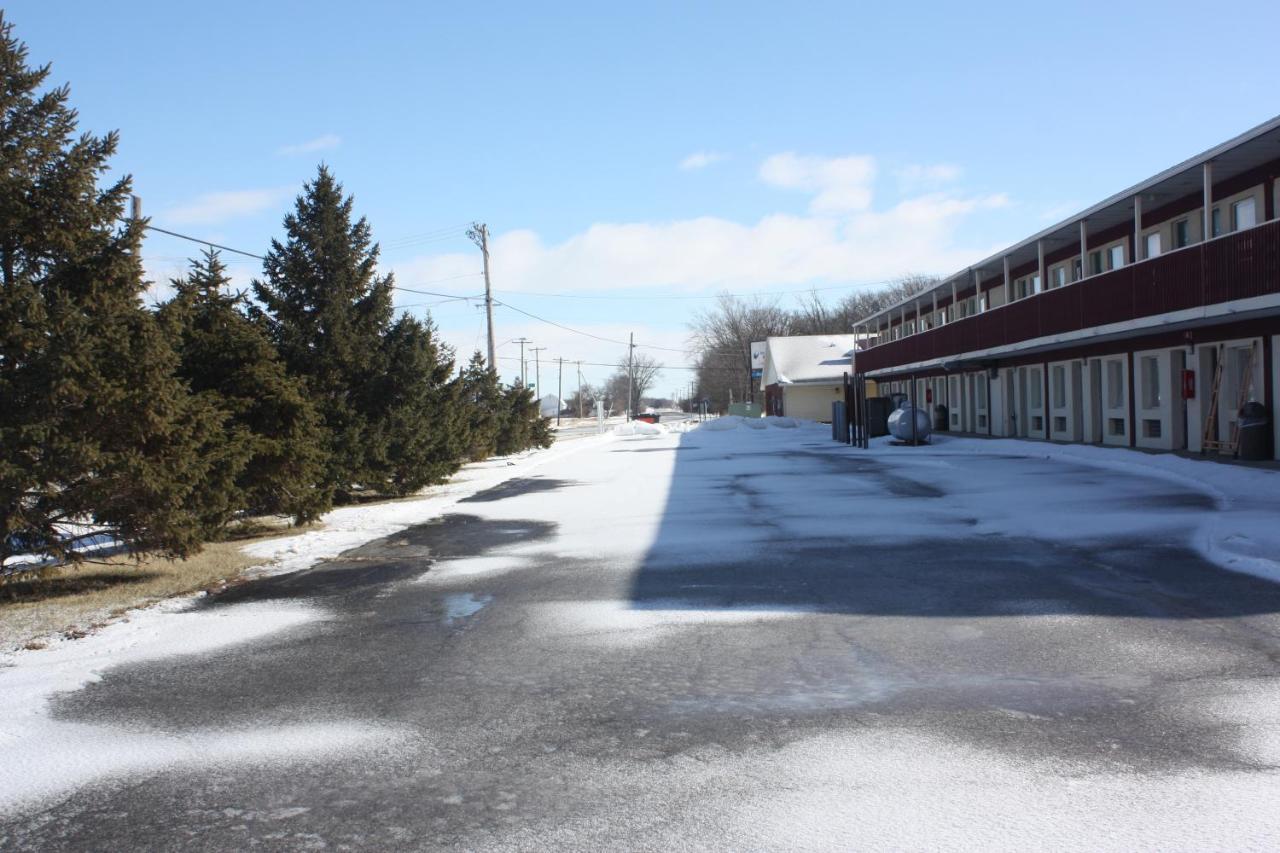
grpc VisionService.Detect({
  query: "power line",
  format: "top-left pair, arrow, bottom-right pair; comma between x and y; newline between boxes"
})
493,298 -> 689,354
494,355 -> 701,371
139,220 -> 486,303
143,224 -> 266,260
492,279 -> 904,302
382,221 -> 475,244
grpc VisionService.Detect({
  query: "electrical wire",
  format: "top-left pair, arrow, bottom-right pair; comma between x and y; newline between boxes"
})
493,279 -> 903,302
494,356 -> 702,372
143,224 -> 266,260
494,298 -> 690,354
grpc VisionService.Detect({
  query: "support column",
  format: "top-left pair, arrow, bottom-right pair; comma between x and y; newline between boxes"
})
931,290 -> 938,328
1036,239 -> 1045,293
951,280 -> 958,320
1203,161 -> 1214,241
973,268 -> 983,312
1003,256 -> 1012,303
1079,220 -> 1088,279
1133,194 -> 1144,261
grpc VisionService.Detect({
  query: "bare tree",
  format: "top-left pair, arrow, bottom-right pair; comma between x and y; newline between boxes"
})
608,353 -> 663,415
688,293 -> 793,412
686,277 -> 942,412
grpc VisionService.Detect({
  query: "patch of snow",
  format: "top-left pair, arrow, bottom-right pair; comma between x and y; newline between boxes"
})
241,438 -> 601,578
0,599 -> 410,816
612,421 -> 664,437
700,416 -> 742,431
533,599 -> 813,646
871,434 -> 1280,585
415,555 -> 532,582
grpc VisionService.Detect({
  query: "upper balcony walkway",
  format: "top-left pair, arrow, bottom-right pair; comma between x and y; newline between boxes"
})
855,218 -> 1280,375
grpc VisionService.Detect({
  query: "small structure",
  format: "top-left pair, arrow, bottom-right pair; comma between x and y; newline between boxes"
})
538,394 -> 563,417
760,335 -> 859,421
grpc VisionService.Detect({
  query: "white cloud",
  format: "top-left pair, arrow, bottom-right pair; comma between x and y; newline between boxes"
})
759,153 -> 877,214
894,163 -> 962,189
276,134 -> 342,156
679,151 -> 726,171
394,193 -> 1007,299
393,150 -> 1010,384
165,187 -> 293,226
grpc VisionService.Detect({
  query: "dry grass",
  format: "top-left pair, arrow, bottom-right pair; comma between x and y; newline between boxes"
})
0,524 -> 305,653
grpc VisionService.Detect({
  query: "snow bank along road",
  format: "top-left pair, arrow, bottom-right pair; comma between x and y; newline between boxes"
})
4,419 -> 1280,850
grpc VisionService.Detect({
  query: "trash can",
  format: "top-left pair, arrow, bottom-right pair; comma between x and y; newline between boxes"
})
866,397 -> 892,438
933,404 -> 949,431
1237,401 -> 1272,461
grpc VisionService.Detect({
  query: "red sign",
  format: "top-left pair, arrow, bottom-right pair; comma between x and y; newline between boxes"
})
1181,369 -> 1196,400
926,388 -> 933,404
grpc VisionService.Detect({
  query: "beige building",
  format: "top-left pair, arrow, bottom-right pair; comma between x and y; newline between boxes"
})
761,335 -> 859,421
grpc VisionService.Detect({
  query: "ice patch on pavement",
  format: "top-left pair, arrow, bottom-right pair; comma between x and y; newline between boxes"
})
415,555 -> 532,582
443,592 -> 492,625
533,599 -> 813,646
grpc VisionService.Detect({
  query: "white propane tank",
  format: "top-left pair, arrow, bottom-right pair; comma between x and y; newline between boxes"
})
887,402 -> 932,442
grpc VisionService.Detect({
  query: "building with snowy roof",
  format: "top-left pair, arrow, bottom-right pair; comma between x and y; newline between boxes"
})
538,394 -> 563,417
760,334 -> 859,421
850,115 -> 1280,461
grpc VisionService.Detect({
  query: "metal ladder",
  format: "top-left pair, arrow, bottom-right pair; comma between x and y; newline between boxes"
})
1201,341 -> 1256,457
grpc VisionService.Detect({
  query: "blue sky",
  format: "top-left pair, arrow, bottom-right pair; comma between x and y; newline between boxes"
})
7,1 -> 1279,396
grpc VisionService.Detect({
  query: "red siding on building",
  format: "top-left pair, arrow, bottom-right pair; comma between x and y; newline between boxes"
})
855,219 -> 1280,375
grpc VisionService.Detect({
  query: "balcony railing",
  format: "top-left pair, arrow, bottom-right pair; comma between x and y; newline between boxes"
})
855,217 -> 1280,374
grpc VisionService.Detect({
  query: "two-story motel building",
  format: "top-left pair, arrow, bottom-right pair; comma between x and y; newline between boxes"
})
851,116 -> 1280,461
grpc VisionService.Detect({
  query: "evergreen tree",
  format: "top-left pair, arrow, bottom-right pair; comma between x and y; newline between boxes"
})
458,351 -> 502,461
495,381 -> 554,457
362,314 -> 465,495
158,250 -> 330,529
0,15 -> 211,564
252,166 -> 395,498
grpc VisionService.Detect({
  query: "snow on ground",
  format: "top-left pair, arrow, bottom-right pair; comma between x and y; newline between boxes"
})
588,728 -> 1280,851
871,432 -> 1280,585
532,599 -> 815,647
241,438 -> 607,576
0,439 -> 606,816
0,599 -> 412,817
675,416 -> 1280,585
5,413 -> 1280,837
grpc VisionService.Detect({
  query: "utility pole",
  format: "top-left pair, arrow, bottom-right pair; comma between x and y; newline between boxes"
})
576,362 -> 584,419
466,223 -> 497,371
556,358 -> 564,426
514,337 -> 531,386
530,347 -> 546,396
626,332 -> 635,420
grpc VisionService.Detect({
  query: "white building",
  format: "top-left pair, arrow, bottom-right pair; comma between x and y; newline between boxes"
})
538,394 -> 563,417
760,335 -> 859,421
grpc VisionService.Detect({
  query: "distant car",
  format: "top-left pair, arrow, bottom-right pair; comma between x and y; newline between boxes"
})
635,413 -> 660,424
